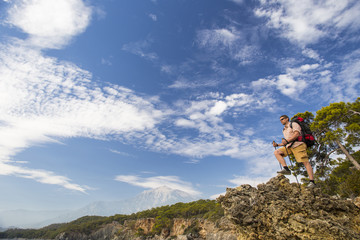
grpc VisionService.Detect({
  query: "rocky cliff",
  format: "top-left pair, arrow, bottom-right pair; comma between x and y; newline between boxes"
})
217,174 -> 360,240
55,217 -> 238,240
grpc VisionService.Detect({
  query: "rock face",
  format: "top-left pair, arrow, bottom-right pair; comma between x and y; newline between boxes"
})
217,175 -> 360,240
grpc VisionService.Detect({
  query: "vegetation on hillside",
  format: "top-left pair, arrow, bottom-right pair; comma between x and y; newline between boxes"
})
0,199 -> 223,239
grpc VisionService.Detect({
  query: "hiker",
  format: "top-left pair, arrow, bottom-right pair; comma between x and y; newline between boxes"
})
273,115 -> 316,188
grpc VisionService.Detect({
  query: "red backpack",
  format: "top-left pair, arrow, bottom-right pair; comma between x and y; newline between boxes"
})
290,116 -> 316,148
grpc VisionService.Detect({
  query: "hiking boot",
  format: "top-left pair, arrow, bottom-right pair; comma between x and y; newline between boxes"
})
277,168 -> 291,175
307,182 -> 316,188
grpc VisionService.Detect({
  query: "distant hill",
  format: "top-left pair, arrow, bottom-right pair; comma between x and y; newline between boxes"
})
0,199 -> 225,239
0,186 -> 199,229
0,209 -> 71,229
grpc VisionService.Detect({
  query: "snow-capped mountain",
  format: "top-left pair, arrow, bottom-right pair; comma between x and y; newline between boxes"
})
1,186 -> 200,229
129,186 -> 198,212
73,186 -> 198,217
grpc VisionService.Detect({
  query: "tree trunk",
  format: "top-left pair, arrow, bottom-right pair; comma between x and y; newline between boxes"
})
349,110 -> 360,115
335,139 -> 360,170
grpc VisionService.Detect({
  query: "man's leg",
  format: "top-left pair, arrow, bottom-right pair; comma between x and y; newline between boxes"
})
292,144 -> 314,180
274,148 -> 287,167
274,148 -> 291,175
303,161 -> 314,180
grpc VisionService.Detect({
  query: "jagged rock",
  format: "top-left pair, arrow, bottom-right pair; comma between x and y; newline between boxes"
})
217,174 -> 360,240
354,196 -> 360,208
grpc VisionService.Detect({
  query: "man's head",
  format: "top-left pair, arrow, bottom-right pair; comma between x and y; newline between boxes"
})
280,115 -> 289,125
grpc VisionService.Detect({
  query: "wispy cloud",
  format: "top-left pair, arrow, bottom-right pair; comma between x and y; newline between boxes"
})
114,175 -> 201,196
168,76 -> 221,89
0,42 -> 164,192
109,149 -> 135,158
156,93 -> 276,159
197,28 -> 241,48
229,175 -> 269,187
0,162 -> 88,193
184,159 -> 200,164
255,0 -> 360,46
148,13 -> 157,21
101,57 -> 112,66
6,0 -> 92,49
302,48 -> 322,61
196,27 -> 260,65
251,60 -> 332,100
228,0 -> 244,4
122,38 -> 158,61
338,49 -> 360,101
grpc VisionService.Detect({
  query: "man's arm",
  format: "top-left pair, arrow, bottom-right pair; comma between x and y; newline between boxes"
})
281,131 -> 300,145
274,129 -> 301,147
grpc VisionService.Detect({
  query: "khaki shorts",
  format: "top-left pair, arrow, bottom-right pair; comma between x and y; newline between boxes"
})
278,143 -> 309,163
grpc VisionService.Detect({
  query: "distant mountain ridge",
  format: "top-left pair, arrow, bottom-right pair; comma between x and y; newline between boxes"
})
0,186 -> 199,229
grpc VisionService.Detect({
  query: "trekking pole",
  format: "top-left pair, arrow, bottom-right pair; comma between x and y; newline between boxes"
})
282,139 -> 302,192
273,141 -> 282,170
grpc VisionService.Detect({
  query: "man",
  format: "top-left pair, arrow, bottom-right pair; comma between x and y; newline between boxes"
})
273,115 -> 316,188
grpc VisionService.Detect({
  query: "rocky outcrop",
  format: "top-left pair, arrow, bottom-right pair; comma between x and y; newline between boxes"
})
217,174 -> 360,240
354,196 -> 360,208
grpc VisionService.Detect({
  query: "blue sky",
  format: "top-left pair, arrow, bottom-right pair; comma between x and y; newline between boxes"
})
0,0 -> 359,211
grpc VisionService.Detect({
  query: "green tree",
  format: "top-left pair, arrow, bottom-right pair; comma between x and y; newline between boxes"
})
312,99 -> 360,170
316,155 -> 360,198
345,98 -> 360,146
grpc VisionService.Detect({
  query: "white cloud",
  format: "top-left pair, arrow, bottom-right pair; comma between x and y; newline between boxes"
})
114,175 -> 201,196
229,0 -> 243,4
6,0 -> 92,49
255,0 -> 360,46
232,45 -> 259,65
197,28 -> 241,48
302,48 -> 321,61
210,192 -> 226,199
251,61 -> 327,100
0,43 -> 164,192
101,57 -> 112,66
229,175 -> 269,187
0,162 -> 88,193
251,78 -> 276,91
209,101 -> 228,116
277,74 -> 307,97
196,28 -> 259,65
148,13 -> 157,21
122,39 -> 158,61
133,91 -> 276,161
154,91 -> 280,160
338,49 -> 360,101
168,76 -> 220,89
243,128 -> 255,136
184,159 -> 200,164
109,149 -> 134,158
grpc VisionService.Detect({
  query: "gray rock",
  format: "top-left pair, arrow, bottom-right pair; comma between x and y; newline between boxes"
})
217,175 -> 360,240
